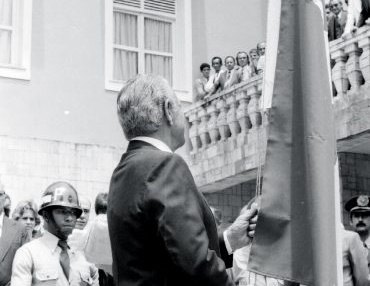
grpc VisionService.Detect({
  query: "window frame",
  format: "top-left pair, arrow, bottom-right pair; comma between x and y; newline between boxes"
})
0,0 -> 33,80
105,0 -> 175,91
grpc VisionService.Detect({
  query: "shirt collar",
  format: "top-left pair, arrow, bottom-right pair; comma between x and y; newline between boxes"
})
42,230 -> 73,254
42,230 -> 60,253
130,136 -> 173,153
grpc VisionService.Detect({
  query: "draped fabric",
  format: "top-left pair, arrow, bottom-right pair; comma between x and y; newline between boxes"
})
145,54 -> 172,85
112,11 -> 173,84
144,18 -> 172,84
144,18 -> 172,52
113,12 -> 138,81
0,0 -> 13,64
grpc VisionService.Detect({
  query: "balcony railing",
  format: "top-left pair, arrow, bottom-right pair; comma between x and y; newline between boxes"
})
185,24 -> 370,191
331,25 -> 370,100
185,75 -> 264,153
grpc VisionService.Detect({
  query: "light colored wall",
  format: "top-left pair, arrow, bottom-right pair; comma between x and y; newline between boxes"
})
0,0 -> 125,147
0,0 -> 193,147
191,0 -> 268,82
0,135 -> 123,214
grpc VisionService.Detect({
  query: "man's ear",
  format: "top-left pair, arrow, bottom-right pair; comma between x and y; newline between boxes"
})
163,99 -> 174,126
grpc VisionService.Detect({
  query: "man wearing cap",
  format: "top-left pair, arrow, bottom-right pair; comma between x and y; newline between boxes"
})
11,181 -> 99,286
345,194 -> 370,270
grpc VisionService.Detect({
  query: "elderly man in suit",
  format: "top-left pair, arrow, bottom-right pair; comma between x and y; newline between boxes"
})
108,74 -> 258,286
0,187 -> 30,286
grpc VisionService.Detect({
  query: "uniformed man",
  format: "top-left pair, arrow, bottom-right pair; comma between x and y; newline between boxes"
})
345,194 -> 370,270
11,181 -> 99,286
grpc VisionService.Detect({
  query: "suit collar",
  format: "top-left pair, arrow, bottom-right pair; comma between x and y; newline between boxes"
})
130,137 -> 172,153
0,216 -> 18,261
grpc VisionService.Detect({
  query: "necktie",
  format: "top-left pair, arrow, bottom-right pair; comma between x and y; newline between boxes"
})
58,240 -> 70,279
227,71 -> 231,79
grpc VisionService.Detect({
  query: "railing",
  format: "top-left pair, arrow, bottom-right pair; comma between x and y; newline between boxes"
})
185,25 -> 370,191
331,24 -> 370,100
185,75 -> 264,154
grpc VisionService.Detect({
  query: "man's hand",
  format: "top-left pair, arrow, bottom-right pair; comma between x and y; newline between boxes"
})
225,203 -> 258,252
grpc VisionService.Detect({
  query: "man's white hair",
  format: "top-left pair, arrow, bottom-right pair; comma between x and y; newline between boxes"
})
117,74 -> 177,139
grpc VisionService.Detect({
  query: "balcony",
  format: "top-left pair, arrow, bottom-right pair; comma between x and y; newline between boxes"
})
185,25 -> 370,192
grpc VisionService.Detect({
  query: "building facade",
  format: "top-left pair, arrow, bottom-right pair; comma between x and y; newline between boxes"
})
0,0 -> 266,208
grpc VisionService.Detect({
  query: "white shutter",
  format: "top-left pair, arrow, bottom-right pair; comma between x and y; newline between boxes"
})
113,0 -> 141,9
144,0 -> 176,15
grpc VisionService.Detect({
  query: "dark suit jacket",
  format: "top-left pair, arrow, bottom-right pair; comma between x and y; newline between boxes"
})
108,141 -> 233,286
0,216 -> 30,286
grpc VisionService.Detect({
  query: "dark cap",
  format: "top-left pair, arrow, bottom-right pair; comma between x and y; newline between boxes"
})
345,195 -> 370,213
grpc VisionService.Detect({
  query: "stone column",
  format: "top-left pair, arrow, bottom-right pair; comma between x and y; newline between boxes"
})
197,107 -> 209,149
188,110 -> 200,153
236,90 -> 250,145
331,48 -> 349,99
247,83 -> 262,130
345,42 -> 363,92
226,92 -> 240,138
216,98 -> 230,141
206,101 -> 220,144
359,35 -> 370,86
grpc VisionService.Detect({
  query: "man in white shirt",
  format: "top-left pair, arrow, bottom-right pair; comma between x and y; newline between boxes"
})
11,181 -> 98,286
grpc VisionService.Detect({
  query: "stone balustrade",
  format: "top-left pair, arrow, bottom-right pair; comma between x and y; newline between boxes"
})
184,75 -> 267,192
330,24 -> 370,100
185,75 -> 264,153
185,25 -> 370,192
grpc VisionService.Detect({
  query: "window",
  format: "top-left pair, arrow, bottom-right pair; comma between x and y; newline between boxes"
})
0,0 -> 32,80
105,0 -> 175,91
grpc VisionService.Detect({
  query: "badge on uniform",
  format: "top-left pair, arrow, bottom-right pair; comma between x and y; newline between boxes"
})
357,195 -> 369,207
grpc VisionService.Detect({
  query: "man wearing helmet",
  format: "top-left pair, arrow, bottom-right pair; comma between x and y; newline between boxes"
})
11,181 -> 99,286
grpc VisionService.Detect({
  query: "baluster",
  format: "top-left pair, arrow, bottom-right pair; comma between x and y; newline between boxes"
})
216,98 -> 230,141
345,42 -> 363,92
207,102 -> 219,144
188,110 -> 200,153
331,49 -> 349,99
226,92 -> 240,138
359,36 -> 370,86
236,90 -> 251,144
247,83 -> 262,130
197,107 -> 209,149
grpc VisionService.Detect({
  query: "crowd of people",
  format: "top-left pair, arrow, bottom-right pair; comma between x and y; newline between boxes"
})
2,74 -> 370,286
326,0 -> 370,41
0,183 -> 112,286
194,41 -> 266,102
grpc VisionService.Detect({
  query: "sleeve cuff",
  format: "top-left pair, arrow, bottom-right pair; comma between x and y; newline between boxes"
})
223,230 -> 233,255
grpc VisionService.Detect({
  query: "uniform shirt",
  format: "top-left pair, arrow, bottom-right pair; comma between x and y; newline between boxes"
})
11,230 -> 99,286
342,229 -> 369,286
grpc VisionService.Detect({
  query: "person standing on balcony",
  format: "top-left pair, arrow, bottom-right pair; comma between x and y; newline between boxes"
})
256,42 -> 266,75
204,56 -> 225,95
194,63 -> 212,102
236,51 -> 252,82
221,56 -> 240,90
331,0 -> 348,37
343,0 -> 370,36
345,195 -> 370,271
249,48 -> 259,75
109,74 -> 258,286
